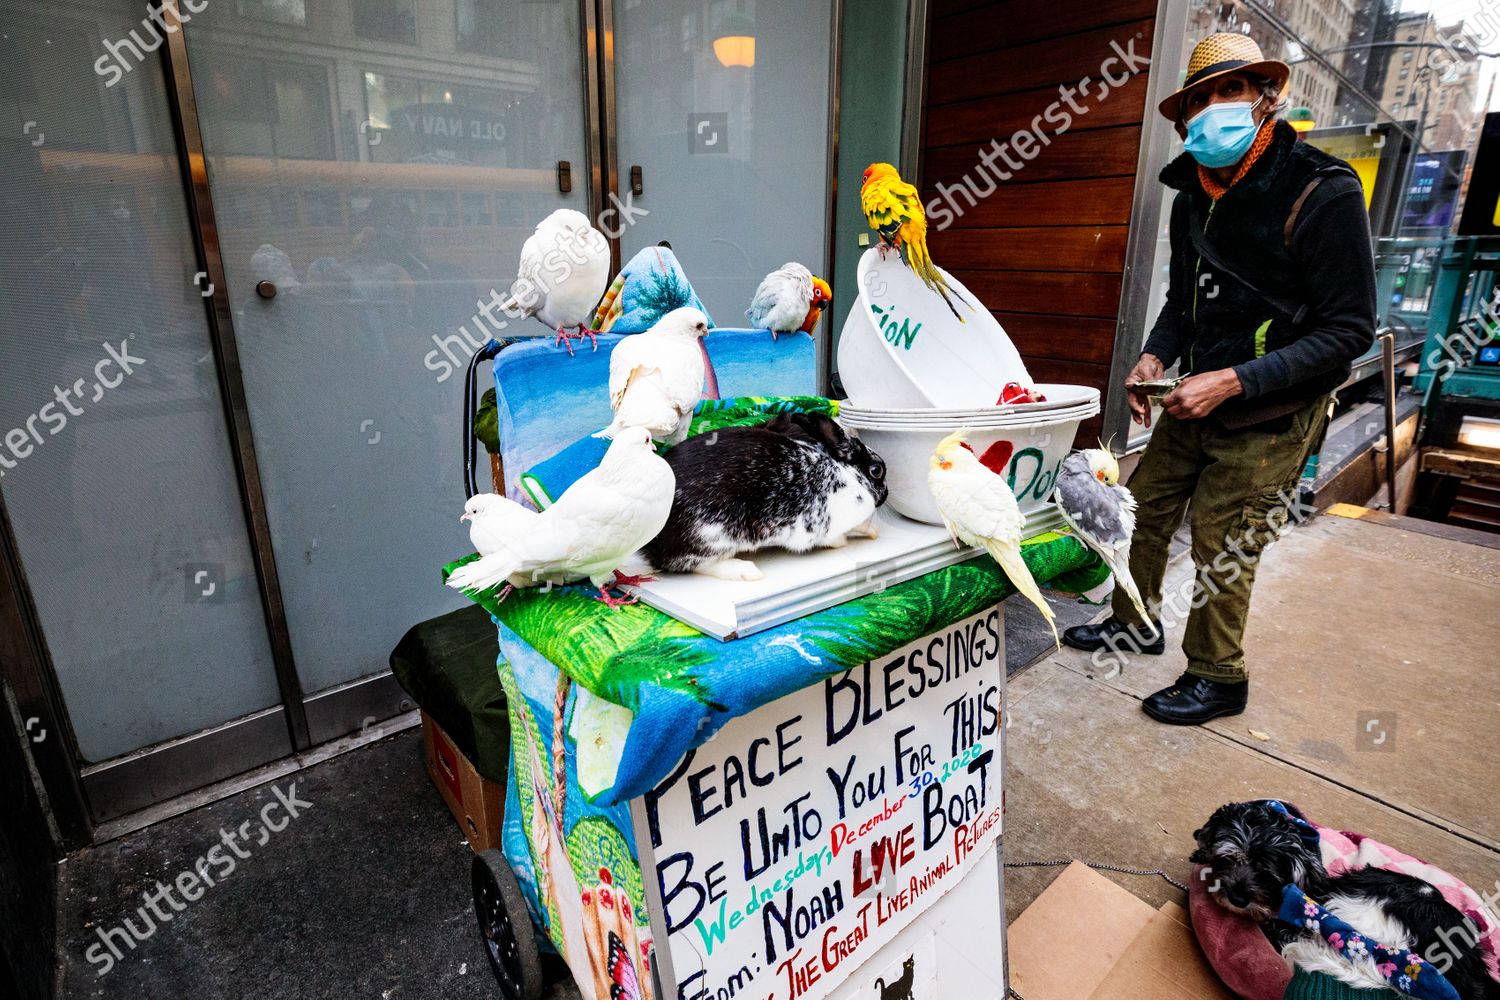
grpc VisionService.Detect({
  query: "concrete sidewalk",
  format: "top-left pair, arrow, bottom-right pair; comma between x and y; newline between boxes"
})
1001,508 -> 1500,921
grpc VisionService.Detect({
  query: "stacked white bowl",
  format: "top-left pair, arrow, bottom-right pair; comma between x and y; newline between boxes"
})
836,249 -> 1101,526
840,386 -> 1099,524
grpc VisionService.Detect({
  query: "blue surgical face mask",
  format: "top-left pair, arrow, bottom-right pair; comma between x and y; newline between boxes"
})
1183,97 -> 1263,169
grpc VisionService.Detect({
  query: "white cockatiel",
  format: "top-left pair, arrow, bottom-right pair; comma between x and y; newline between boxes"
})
928,429 -> 1058,646
445,427 -> 674,605
597,307 -> 709,445
745,262 -> 830,341
497,209 -> 611,351
1053,448 -> 1149,623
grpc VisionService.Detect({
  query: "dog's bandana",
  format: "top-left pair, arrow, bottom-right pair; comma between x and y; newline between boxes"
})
1277,885 -> 1460,1000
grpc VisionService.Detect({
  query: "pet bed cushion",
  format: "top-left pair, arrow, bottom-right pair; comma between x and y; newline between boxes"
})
1188,800 -> 1500,1000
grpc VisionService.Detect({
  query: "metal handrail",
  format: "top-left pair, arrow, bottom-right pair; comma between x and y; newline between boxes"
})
463,339 -> 506,500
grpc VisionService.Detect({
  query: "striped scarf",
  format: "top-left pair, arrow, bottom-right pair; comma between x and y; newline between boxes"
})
1197,118 -> 1277,200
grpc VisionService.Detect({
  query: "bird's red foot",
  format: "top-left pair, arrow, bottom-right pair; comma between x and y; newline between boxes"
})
554,327 -> 577,356
495,584 -> 515,603
570,324 -> 600,352
610,570 -> 656,589
594,584 -> 639,609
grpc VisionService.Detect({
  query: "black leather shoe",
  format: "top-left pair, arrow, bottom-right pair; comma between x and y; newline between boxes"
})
1062,616 -> 1165,655
1142,672 -> 1248,725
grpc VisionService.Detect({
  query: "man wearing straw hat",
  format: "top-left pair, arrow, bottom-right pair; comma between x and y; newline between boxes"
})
1063,34 -> 1376,725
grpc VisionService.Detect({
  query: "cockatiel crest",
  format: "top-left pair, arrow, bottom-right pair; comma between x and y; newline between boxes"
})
861,162 -> 966,323
928,429 -> 1057,646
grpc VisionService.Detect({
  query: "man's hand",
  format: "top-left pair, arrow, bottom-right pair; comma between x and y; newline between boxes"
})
1124,354 -> 1165,427
1160,369 -> 1244,420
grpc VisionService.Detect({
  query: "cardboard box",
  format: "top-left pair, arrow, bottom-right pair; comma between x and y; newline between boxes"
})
421,710 -> 506,853
1009,862 -> 1235,1000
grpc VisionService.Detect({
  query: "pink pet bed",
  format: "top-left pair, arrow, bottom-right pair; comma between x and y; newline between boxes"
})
1188,801 -> 1500,1000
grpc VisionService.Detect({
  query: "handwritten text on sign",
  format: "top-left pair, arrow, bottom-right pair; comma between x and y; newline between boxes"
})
640,608 -> 1005,1000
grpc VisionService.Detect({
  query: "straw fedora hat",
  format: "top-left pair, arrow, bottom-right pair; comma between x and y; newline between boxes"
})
1157,32 -> 1290,122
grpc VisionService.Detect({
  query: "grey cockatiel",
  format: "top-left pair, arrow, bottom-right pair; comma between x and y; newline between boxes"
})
445,427 -> 674,607
1053,448 -> 1149,622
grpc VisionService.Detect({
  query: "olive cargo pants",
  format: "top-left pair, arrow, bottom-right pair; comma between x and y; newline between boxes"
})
1110,395 -> 1331,683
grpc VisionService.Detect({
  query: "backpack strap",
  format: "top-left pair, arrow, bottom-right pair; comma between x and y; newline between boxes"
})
1283,175 -> 1328,249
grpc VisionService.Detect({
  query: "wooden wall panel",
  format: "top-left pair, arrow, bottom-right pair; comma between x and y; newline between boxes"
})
925,78 -> 1150,147
929,0 -> 1156,61
924,126 -> 1143,185
920,0 -> 1155,417
927,20 -> 1154,107
936,225 -> 1128,273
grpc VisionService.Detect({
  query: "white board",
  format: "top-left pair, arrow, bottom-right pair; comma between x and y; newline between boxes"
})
628,507 -> 1064,640
632,607 -> 1007,1000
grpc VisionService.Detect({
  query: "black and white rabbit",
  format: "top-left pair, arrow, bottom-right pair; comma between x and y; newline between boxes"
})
642,412 -> 889,581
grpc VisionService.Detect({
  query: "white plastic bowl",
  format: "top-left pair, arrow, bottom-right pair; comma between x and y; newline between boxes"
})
839,384 -> 1099,419
836,246 -> 1033,409
841,393 -> 1101,525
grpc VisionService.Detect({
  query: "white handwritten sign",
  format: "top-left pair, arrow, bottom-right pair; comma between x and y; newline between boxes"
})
635,607 -> 1006,1000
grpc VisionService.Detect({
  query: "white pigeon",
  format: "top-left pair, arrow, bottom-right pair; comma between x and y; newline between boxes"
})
460,493 -> 539,556
1053,448 -> 1149,623
497,209 -> 611,352
928,429 -> 1058,646
445,427 -> 674,606
746,262 -> 829,341
596,307 -> 708,445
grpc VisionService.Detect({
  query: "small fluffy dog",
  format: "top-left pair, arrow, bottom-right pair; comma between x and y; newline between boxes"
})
1192,801 -> 1496,999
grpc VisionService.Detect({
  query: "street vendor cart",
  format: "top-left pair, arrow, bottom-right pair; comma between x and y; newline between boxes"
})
443,266 -> 1107,1000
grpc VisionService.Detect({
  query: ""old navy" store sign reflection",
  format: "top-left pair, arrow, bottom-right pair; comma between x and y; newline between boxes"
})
394,104 -> 507,144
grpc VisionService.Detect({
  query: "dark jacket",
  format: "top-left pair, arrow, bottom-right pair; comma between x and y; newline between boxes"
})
1142,120 -> 1377,427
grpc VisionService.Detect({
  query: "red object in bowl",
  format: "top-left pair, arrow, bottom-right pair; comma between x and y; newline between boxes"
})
997,382 -> 1048,405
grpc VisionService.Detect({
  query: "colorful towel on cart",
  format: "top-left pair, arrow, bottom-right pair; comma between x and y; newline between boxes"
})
445,534 -> 1107,805
494,333 -> 817,501
591,244 -> 714,334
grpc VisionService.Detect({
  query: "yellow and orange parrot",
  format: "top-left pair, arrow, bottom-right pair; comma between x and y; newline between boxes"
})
860,162 -> 965,322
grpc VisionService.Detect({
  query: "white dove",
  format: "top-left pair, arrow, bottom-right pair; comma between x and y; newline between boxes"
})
596,307 -> 708,445
460,493 -> 540,555
928,429 -> 1058,646
496,209 -> 611,354
1054,448 -> 1149,623
746,262 -> 831,341
445,426 -> 674,607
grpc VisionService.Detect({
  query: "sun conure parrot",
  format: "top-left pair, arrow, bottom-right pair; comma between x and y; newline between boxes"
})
860,162 -> 965,322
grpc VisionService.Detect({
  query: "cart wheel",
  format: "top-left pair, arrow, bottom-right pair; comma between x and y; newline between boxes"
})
472,849 -> 542,1000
